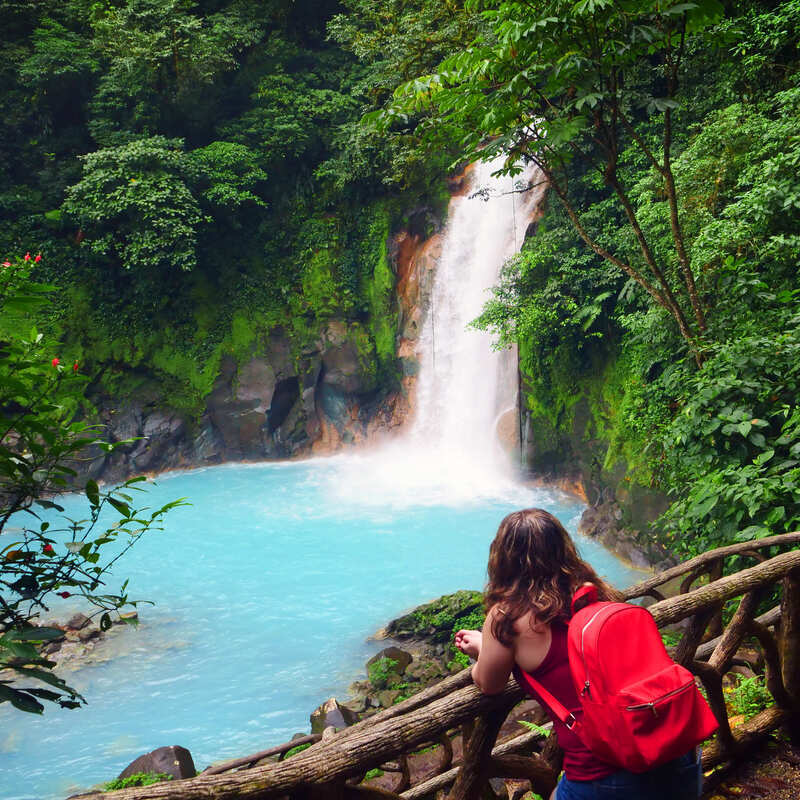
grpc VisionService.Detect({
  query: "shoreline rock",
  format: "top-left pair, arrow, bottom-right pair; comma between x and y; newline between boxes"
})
38,611 -> 139,673
578,499 -> 676,572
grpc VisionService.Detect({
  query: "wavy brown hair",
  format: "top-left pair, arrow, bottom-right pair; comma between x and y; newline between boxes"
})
485,508 -> 623,646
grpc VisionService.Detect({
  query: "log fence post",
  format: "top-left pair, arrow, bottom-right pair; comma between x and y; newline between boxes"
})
781,567 -> 800,739
446,701 -> 515,800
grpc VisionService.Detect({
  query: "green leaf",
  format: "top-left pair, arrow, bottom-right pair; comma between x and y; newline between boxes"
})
10,665 -> 82,698
5,627 -> 65,643
693,494 -> 718,516
26,688 -> 64,702
107,497 -> 131,517
753,447 -> 773,464
0,684 -> 44,714
85,479 -> 100,507
737,421 -> 752,436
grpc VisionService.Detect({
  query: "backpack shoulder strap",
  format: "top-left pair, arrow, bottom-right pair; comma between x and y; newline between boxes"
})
514,667 -> 579,731
571,583 -> 599,615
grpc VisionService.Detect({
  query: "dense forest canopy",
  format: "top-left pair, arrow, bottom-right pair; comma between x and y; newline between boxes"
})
0,0 -> 452,412
1,0 -> 799,562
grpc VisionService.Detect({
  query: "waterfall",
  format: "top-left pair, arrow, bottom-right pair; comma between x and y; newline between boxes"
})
326,157 -> 544,507
408,158 -> 542,469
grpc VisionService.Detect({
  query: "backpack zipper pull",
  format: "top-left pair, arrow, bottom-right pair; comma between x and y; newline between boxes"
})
650,702 -> 658,717
581,680 -> 590,697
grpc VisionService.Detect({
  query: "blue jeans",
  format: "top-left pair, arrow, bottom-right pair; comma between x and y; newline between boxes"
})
555,749 -> 702,800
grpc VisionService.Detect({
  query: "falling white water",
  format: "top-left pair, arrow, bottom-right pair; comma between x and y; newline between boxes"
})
324,157 -> 546,508
409,158 -> 542,467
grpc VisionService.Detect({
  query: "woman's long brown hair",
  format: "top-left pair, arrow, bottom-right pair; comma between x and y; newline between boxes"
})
485,508 -> 623,646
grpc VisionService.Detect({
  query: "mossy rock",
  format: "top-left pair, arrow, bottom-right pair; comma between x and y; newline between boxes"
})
386,590 -> 485,644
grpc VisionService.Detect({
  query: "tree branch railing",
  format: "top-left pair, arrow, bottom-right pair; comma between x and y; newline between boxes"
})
73,533 -> 800,800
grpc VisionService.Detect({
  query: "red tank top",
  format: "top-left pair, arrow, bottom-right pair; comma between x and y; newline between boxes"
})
514,623 -> 616,781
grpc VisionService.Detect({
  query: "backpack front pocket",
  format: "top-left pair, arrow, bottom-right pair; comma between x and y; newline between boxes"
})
614,663 -> 708,770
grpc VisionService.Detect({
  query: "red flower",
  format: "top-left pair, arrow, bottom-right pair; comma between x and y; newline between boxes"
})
1,261 -> 10,268
24,252 -> 30,261
51,357 -> 60,368
43,544 -> 55,554
73,361 -> 79,372
34,254 -> 41,262
57,591 -> 71,598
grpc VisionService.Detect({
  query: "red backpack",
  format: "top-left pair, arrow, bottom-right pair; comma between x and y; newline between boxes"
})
517,585 -> 718,773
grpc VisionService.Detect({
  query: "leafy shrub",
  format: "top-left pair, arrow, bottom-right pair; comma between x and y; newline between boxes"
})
728,674 -> 773,719
367,657 -> 399,689
0,254 -> 183,714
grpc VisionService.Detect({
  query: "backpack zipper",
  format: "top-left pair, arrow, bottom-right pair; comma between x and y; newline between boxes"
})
579,607 -> 607,696
625,680 -> 694,717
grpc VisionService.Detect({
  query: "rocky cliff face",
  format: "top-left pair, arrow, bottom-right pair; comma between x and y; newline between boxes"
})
85,171 -> 560,491
84,213 -> 445,481
520,395 -> 674,569
87,323 -> 395,481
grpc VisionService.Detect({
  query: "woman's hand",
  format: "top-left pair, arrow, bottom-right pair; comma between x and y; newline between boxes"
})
454,629 -> 482,659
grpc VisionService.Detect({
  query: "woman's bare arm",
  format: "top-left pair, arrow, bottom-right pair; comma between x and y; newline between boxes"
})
469,606 -> 516,695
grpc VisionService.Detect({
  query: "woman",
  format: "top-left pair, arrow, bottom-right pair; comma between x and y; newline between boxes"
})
454,508 -> 702,800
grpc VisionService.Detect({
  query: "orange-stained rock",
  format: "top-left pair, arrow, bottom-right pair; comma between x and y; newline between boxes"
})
447,162 -> 475,197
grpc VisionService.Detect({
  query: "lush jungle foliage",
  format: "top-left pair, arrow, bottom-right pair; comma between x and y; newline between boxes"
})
0,0 -> 456,414
368,0 -> 800,555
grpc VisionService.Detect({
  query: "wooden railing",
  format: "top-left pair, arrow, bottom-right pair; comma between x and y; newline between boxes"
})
76,533 -> 800,800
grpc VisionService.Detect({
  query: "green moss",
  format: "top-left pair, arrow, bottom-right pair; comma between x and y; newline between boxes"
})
365,209 -> 397,373
358,203 -> 398,387
230,310 -> 259,358
103,773 -> 172,791
388,590 -> 484,643
447,650 -> 471,670
521,336 -> 670,493
367,657 -> 399,689
284,742 -> 313,759
303,249 -> 343,318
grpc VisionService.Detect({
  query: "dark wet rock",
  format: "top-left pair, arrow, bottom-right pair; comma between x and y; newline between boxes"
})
118,745 -> 196,781
377,689 -> 401,708
321,338 -> 362,394
578,501 -> 674,571
190,422 -> 223,463
77,626 -> 101,643
318,383 -> 350,431
66,613 -> 91,631
405,660 -> 444,683
310,697 -> 360,734
341,695 -> 370,714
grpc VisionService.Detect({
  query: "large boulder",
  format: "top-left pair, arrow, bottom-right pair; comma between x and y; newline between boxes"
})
386,590 -> 484,644
320,322 -> 364,394
310,697 -> 359,734
117,745 -> 196,781
205,356 -> 268,457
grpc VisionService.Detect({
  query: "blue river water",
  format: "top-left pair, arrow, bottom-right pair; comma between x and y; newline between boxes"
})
0,459 -> 644,800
